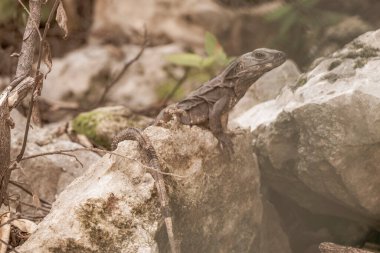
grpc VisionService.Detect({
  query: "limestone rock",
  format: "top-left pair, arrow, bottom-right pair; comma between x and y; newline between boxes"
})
230,59 -> 300,120
17,123 -> 291,252
234,29 -> 380,224
42,44 -> 183,109
319,242 -> 373,253
72,106 -> 152,149
9,111 -> 100,210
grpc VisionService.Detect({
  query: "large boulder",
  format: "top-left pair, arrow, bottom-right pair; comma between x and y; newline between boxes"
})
234,29 -> 380,224
230,59 -> 300,120
17,124 -> 291,252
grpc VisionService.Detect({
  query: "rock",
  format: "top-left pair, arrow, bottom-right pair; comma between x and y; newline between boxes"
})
72,106 -> 152,149
41,44 -> 183,109
17,123 -> 292,252
9,111 -> 100,212
259,201 -> 292,253
90,0 -> 223,47
230,59 -> 300,120
234,30 -> 380,224
320,16 -> 373,57
90,0 -> 281,56
319,242 -> 373,253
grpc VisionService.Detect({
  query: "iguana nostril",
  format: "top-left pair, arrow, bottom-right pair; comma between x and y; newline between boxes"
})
278,52 -> 287,59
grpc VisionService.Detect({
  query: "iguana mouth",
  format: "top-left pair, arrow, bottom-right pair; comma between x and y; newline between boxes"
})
271,52 -> 287,67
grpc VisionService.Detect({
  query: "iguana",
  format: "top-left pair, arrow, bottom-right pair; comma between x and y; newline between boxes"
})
112,48 -> 286,253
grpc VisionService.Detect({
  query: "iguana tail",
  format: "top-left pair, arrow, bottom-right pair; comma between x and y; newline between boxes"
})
112,128 -> 179,253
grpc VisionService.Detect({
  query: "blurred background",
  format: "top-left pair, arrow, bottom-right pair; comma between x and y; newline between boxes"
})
1,0 -> 380,114
1,1 -> 380,252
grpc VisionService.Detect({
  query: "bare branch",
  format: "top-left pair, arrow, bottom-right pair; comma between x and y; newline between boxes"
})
161,67 -> 189,105
17,0 -> 61,162
20,147 -> 187,179
16,0 -> 42,41
0,238 -> 19,253
8,198 -> 50,213
15,1 -> 42,77
0,92 -> 12,207
9,181 -> 51,207
96,27 -> 149,106
7,77 -> 34,110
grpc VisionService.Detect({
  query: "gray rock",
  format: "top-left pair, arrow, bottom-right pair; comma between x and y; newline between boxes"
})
230,59 -> 300,121
319,242 -> 373,253
41,44 -> 183,109
234,29 -> 380,224
17,124 -> 291,252
72,106 -> 152,149
9,111 -> 100,210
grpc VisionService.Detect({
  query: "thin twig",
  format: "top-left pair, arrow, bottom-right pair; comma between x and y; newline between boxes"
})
161,67 -> 189,105
0,218 -> 19,229
16,0 -> 43,41
20,147 -> 187,179
8,198 -> 50,213
0,238 -> 19,253
8,181 -> 51,207
17,0 -> 61,162
96,27 -> 149,106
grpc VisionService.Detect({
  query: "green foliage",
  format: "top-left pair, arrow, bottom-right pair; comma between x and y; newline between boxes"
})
0,0 -> 18,24
163,32 -> 232,100
265,0 -> 343,66
165,32 -> 230,70
155,78 -> 185,101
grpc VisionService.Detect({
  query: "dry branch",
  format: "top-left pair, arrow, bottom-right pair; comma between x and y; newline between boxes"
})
19,147 -> 187,179
96,27 -> 149,106
0,0 -> 42,209
17,0 -> 62,162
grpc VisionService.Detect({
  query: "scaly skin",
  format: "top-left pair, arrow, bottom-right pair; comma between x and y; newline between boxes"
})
156,48 -> 286,155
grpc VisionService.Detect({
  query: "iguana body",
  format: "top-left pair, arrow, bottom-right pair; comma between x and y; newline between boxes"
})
113,48 -> 286,253
156,48 -> 286,153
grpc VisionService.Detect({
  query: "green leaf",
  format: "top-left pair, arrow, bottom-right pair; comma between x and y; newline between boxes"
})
205,32 -> 219,56
279,11 -> 297,36
201,56 -> 216,68
265,4 -> 292,22
0,0 -> 17,23
165,53 -> 204,68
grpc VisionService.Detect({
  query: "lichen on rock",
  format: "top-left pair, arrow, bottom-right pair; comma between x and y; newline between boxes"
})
72,106 -> 151,149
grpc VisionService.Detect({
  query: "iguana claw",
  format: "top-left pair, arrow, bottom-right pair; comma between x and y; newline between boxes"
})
216,133 -> 234,159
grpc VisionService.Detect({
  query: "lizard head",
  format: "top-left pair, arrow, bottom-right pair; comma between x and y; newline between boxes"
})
223,48 -> 286,82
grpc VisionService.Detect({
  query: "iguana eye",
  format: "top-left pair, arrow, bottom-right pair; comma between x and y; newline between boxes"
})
254,52 -> 266,59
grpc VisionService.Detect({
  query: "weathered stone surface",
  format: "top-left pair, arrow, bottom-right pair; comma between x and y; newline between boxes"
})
72,106 -> 152,149
9,111 -> 100,208
319,242 -> 373,253
319,16 -> 373,57
230,59 -> 300,120
234,29 -> 380,224
42,44 -> 183,109
259,201 -> 292,253
17,123 -> 291,252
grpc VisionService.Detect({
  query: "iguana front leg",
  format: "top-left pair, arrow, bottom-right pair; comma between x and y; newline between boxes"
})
209,96 -> 234,156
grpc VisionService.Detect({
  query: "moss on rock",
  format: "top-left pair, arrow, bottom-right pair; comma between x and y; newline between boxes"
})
72,106 -> 151,149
